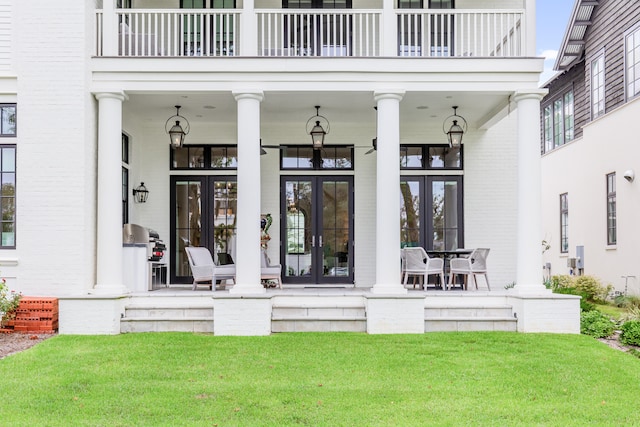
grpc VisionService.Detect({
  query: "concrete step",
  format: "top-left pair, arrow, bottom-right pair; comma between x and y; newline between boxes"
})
271,299 -> 367,333
424,303 -> 516,332
121,304 -> 213,333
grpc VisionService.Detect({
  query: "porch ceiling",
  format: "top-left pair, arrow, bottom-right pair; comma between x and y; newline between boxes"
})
124,90 -> 511,132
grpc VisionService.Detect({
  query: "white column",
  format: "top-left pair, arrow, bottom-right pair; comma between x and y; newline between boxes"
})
102,0 -> 117,56
240,0 -> 258,56
381,0 -> 397,57
513,90 -> 548,293
94,92 -> 128,294
525,0 -> 537,57
230,90 -> 265,294
372,90 -> 405,294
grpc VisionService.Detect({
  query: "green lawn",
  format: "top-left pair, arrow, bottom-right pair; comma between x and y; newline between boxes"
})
0,332 -> 638,426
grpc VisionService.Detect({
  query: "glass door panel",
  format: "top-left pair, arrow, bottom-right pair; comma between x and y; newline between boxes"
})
174,179 -> 203,279
284,179 -> 314,279
321,180 -> 350,277
400,179 -> 421,247
428,177 -> 461,250
212,179 -> 237,264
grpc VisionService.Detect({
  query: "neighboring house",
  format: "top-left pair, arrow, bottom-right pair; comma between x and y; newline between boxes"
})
0,0 -> 578,335
540,0 -> 640,295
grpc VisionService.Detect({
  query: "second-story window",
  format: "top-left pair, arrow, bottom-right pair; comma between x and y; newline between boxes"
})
542,89 -> 574,153
591,54 -> 605,119
560,193 -> 568,254
606,173 -> 616,246
625,25 -> 640,100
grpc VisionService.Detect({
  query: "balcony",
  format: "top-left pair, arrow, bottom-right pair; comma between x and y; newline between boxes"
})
95,8 -> 526,59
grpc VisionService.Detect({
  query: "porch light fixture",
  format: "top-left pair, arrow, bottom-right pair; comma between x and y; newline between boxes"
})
306,106 -> 330,150
165,105 -> 190,149
132,182 -> 149,203
442,106 -> 467,148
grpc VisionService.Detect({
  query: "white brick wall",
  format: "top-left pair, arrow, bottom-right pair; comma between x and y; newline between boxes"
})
14,1 -> 96,295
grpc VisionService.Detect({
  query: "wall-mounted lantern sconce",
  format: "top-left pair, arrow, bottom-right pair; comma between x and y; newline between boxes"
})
132,182 -> 149,203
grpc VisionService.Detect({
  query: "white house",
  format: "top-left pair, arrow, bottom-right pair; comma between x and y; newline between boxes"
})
0,0 -> 579,335
540,0 -> 640,296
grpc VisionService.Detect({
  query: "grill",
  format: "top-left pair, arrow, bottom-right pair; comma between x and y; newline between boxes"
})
123,223 -> 166,262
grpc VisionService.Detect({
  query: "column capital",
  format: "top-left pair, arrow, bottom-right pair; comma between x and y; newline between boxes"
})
94,91 -> 128,102
232,90 -> 264,102
374,90 -> 405,102
513,89 -> 547,103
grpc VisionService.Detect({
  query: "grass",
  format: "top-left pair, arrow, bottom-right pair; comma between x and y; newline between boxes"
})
595,303 -> 627,320
1,332 -> 639,426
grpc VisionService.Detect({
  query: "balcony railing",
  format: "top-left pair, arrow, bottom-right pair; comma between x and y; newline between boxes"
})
95,9 -> 525,58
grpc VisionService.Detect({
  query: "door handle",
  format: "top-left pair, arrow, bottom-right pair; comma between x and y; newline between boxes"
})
312,235 -> 316,248
319,235 -> 323,247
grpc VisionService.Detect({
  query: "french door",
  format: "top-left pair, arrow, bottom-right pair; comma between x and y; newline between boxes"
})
281,176 -> 354,284
400,175 -> 464,250
170,176 -> 237,284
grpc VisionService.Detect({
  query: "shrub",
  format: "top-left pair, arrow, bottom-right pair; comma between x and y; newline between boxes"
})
615,295 -> 640,309
549,275 -> 574,291
619,306 -> 640,322
580,310 -> 615,338
0,277 -> 21,327
573,276 -> 612,303
620,320 -> 640,346
552,286 -> 594,312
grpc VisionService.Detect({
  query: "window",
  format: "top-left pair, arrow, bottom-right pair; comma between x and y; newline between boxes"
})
400,145 -> 462,170
591,54 -> 605,119
607,173 -> 616,245
0,146 -> 16,248
542,89 -> 574,154
625,25 -> 640,100
280,145 -> 353,170
122,133 -> 129,225
0,105 -> 16,137
171,145 -> 238,170
560,193 -> 568,253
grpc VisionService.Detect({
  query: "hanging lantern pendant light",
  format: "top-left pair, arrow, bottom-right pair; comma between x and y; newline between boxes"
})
443,106 -> 467,148
165,105 -> 191,149
306,106 -> 330,150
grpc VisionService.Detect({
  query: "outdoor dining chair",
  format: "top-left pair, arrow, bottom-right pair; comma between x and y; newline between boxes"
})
261,248 -> 283,289
185,246 -> 236,291
401,247 -> 446,290
448,248 -> 490,291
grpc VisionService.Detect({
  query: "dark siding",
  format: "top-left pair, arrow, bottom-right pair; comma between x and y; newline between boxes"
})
584,0 -> 640,114
541,0 -> 640,152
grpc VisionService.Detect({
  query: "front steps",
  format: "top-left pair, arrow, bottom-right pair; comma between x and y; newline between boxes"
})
121,293 -> 214,333
424,292 -> 517,332
119,290 -> 518,334
271,294 -> 367,332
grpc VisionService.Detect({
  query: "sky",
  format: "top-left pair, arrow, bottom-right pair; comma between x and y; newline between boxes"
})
536,0 -> 575,85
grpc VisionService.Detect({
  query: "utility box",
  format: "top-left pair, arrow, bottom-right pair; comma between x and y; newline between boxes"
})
567,258 -> 577,268
576,246 -> 585,269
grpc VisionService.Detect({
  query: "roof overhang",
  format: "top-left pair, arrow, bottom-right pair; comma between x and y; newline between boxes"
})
554,0 -> 599,71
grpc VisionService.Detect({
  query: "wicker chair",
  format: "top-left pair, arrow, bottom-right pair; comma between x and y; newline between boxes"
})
184,246 -> 236,291
401,247 -> 446,290
448,248 -> 490,290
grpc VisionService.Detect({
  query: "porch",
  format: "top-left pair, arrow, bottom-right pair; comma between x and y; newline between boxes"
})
58,286 -> 581,335
95,7 -> 529,58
